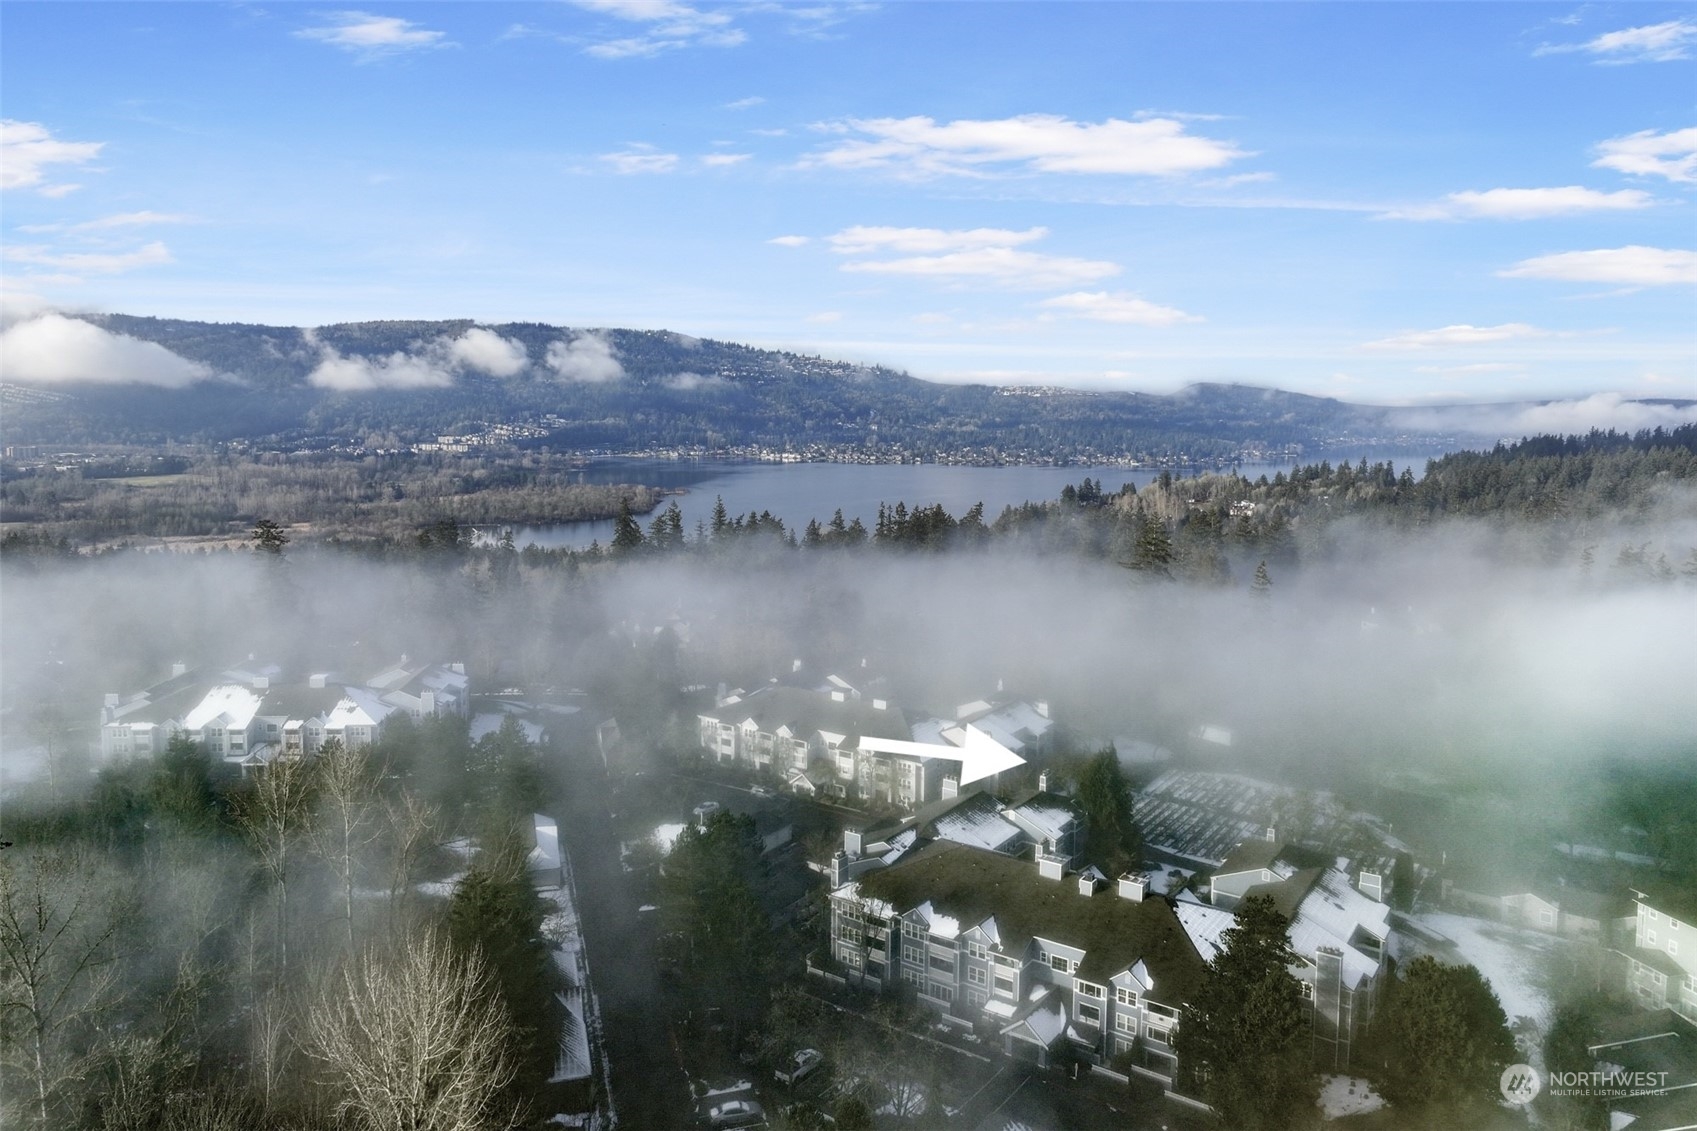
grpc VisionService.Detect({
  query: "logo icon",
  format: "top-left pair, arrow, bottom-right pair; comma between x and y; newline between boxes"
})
1500,1064 -> 1541,1105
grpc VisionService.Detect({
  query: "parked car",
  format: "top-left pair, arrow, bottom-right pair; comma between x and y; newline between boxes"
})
774,1048 -> 824,1086
707,1098 -> 766,1128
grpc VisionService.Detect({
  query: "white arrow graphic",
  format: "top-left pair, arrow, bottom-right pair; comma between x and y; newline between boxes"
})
857,723 -> 1027,787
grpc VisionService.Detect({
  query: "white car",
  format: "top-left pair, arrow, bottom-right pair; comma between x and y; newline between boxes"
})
774,1048 -> 824,1086
707,1098 -> 766,1128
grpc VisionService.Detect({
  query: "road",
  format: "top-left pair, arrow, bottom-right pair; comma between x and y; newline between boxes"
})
553,734 -> 695,1130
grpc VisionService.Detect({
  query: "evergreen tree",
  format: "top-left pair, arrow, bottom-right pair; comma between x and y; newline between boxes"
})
1126,513 -> 1174,578
1073,747 -> 1141,872
1252,560 -> 1273,598
1175,895 -> 1318,1129
1374,956 -> 1516,1121
710,495 -> 730,541
611,499 -> 645,556
250,519 -> 288,556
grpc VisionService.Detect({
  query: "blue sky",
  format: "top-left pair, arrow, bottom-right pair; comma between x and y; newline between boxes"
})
2,1 -> 1693,403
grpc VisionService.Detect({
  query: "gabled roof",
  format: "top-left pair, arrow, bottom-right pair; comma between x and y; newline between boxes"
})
706,685 -> 910,747
846,841 -> 1206,1001
1003,790 -> 1083,845
183,684 -> 264,731
1214,838 -> 1285,877
325,687 -> 394,730
910,791 -> 1025,854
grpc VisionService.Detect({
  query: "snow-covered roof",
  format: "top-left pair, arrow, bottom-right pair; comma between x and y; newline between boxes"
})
1173,901 -> 1237,963
965,701 -> 1053,753
1007,796 -> 1077,844
325,687 -> 393,730
1286,868 -> 1390,989
1001,996 -> 1067,1047
183,684 -> 264,731
913,900 -> 961,939
923,794 -> 1025,854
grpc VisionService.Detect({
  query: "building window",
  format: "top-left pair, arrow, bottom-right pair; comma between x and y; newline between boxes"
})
841,950 -> 862,969
1076,981 -> 1104,999
1145,1025 -> 1170,1047
1299,981 -> 1315,1000
1115,1012 -> 1137,1035
928,983 -> 955,1002
1115,987 -> 1138,1007
1077,1002 -> 1100,1024
929,954 -> 954,974
994,974 -> 1015,996
902,970 -> 922,988
1669,939 -> 1678,956
967,989 -> 988,1009
904,946 -> 923,966
867,961 -> 885,978
903,920 -> 925,939
1649,931 -> 1659,946
967,967 -> 987,986
966,941 -> 989,961
1050,954 -> 1071,973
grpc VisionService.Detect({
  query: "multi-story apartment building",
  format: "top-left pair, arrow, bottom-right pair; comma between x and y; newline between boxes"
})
1621,886 -> 1697,1024
697,682 -> 1053,809
98,658 -> 469,768
1203,837 -> 1392,1070
830,840 -> 1207,1083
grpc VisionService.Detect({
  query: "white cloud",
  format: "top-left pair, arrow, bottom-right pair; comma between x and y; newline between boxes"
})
1362,323 -> 1551,351
545,331 -> 624,383
1499,246 -> 1697,286
20,211 -> 194,235
37,183 -> 83,199
1593,127 -> 1697,183
767,235 -> 810,247
305,332 -> 457,391
662,371 -> 726,390
0,120 -> 103,193
0,314 -> 211,387
1037,291 -> 1200,326
724,96 -> 765,110
1413,362 -> 1527,376
701,153 -> 751,167
445,327 -> 529,377
805,113 -> 1249,179
572,0 -> 746,57
1199,171 -> 1277,188
5,240 -> 174,275
826,225 -> 1048,255
295,11 -> 449,58
842,247 -> 1120,289
600,145 -> 679,174
804,311 -> 842,323
1536,19 -> 1697,63
1505,394 -> 1697,433
1383,186 -> 1654,221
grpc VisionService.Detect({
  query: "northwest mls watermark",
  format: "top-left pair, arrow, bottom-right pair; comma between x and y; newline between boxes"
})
1499,1064 -> 1672,1105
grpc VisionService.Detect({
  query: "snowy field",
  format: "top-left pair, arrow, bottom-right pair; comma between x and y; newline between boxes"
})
1401,910 -> 1565,1028
1319,1075 -> 1385,1120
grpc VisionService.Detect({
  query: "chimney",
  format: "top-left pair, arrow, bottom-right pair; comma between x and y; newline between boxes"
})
1038,770 -> 1050,792
1034,700 -> 1050,719
251,676 -> 269,690
1078,869 -> 1104,896
843,828 -> 864,855
1265,825 -> 1277,842
872,698 -> 887,711
310,673 -> 327,689
792,658 -> 803,673
1119,873 -> 1148,902
104,692 -> 120,709
832,850 -> 849,887
171,662 -> 187,678
1037,849 -> 1065,881
941,776 -> 959,799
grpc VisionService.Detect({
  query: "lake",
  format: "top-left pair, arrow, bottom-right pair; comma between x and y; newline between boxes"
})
482,451 -> 1449,551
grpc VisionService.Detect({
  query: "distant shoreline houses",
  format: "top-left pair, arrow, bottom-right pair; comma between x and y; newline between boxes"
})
98,657 -> 469,769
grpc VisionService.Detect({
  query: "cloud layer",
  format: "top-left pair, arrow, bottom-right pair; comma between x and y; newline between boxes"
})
1037,291 -> 1200,326
0,119 -> 103,195
1499,246 -> 1697,286
1537,19 -> 1697,64
1385,186 -> 1653,221
306,327 -> 532,391
1362,323 -> 1550,351
545,331 -> 624,383
295,11 -> 449,58
1593,127 -> 1697,184
0,314 -> 213,387
806,113 -> 1248,178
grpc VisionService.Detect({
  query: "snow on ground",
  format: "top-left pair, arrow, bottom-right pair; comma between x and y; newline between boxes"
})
650,822 -> 687,854
415,872 -> 465,899
1403,910 -> 1562,1027
1319,1075 -> 1385,1120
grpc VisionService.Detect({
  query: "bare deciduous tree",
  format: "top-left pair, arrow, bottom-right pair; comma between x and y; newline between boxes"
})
383,789 -> 440,920
233,756 -> 316,976
306,929 -> 521,1131
0,850 -> 133,1129
309,738 -> 383,955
